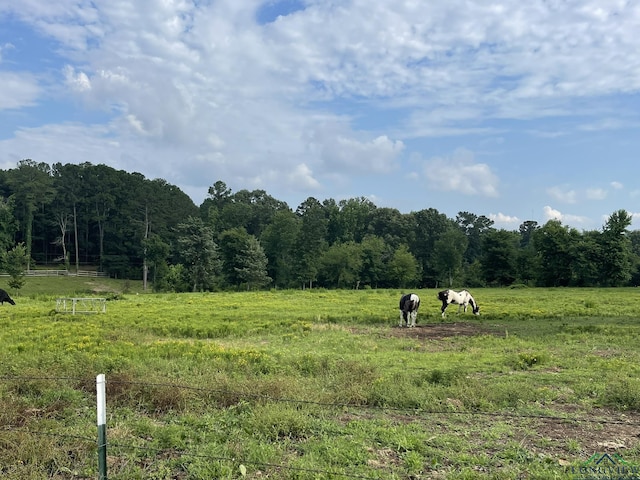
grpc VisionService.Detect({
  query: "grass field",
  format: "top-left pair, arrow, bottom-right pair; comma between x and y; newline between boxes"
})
1,280 -> 640,479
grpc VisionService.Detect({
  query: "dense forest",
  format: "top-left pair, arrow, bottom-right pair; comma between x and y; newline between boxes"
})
1,159 -> 638,291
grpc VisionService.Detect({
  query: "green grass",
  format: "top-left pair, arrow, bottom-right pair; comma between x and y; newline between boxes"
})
3,275 -> 144,297
1,284 -> 640,478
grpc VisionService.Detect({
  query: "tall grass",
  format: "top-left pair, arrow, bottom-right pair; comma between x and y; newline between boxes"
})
1,285 -> 640,478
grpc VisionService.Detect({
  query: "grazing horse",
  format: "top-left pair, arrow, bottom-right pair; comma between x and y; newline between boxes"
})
399,293 -> 420,327
0,288 -> 15,305
437,289 -> 479,317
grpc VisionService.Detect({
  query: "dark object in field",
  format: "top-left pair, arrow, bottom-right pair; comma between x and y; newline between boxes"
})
0,288 -> 16,305
399,293 -> 420,327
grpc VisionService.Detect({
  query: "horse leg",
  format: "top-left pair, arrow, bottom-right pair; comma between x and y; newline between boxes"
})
399,311 -> 405,327
441,303 -> 447,318
410,311 -> 416,327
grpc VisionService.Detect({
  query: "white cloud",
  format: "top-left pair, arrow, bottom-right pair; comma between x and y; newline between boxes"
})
309,122 -> 404,175
0,72 -> 40,110
489,212 -> 520,226
424,148 -> 499,197
1,0 -> 640,218
586,188 -> 607,200
7,0 -> 640,134
0,42 -> 14,61
543,206 -> 589,225
283,163 -> 321,191
610,181 -> 623,190
63,65 -> 91,92
547,186 -> 577,204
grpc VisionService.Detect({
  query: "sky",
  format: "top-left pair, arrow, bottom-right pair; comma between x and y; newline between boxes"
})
1,0 -> 639,231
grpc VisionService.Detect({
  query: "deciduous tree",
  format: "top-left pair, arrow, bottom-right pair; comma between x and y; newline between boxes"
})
7,160 -> 55,270
318,241 -> 363,288
2,242 -> 28,291
599,209 -> 633,286
481,229 -> 518,286
533,220 -> 579,287
294,197 -> 328,289
176,216 -> 221,291
388,244 -> 419,288
261,210 -> 300,288
432,228 -> 468,287
0,197 -> 17,252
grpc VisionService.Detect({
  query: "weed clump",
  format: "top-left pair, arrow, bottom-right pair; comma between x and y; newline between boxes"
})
601,378 -> 640,411
509,352 -> 548,370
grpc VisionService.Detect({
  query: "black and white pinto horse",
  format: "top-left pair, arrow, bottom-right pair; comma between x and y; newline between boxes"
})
437,289 -> 479,318
0,288 -> 15,305
399,293 -> 420,327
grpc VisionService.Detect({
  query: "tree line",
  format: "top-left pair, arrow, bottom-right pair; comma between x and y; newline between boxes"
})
1,160 -> 638,291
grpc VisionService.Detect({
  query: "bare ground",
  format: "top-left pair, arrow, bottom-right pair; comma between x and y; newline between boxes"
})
386,322 -> 501,339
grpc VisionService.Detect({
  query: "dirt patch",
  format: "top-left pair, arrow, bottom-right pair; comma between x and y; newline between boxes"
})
529,410 -> 640,459
386,322 -> 503,339
85,281 -> 118,294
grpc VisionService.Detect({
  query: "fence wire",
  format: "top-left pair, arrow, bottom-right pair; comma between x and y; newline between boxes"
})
2,375 -> 638,426
2,374 -> 639,479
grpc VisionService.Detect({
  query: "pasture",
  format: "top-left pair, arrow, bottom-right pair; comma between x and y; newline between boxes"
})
1,284 -> 640,479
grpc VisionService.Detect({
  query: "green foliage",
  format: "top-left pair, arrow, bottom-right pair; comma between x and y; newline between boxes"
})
293,197 -> 328,288
260,209 -> 300,288
1,159 -> 639,292
176,216 -> 221,291
234,235 -> 272,290
245,404 -> 313,441
432,227 -> 468,287
601,378 -> 640,411
599,209 -> 633,286
164,264 -> 190,292
388,244 -> 419,288
5,160 -> 55,270
533,220 -> 577,286
143,233 -> 170,291
481,229 -> 518,286
510,352 -> 548,370
411,208 -> 453,286
0,196 -> 18,251
3,242 -> 28,290
318,241 -> 363,288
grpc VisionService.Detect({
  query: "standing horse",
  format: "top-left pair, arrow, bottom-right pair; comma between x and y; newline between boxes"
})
399,293 -> 420,327
437,289 -> 479,317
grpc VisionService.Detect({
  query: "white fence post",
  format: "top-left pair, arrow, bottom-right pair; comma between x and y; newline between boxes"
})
97,374 -> 107,480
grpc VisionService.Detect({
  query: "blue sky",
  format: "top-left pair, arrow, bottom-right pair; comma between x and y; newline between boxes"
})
1,0 -> 639,230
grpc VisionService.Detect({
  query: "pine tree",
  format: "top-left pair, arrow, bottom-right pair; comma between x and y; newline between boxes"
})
234,236 -> 271,290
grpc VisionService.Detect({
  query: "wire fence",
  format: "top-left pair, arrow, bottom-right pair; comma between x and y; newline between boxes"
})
4,374 -> 638,425
0,425 -> 381,480
0,269 -> 108,277
2,375 -> 639,479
